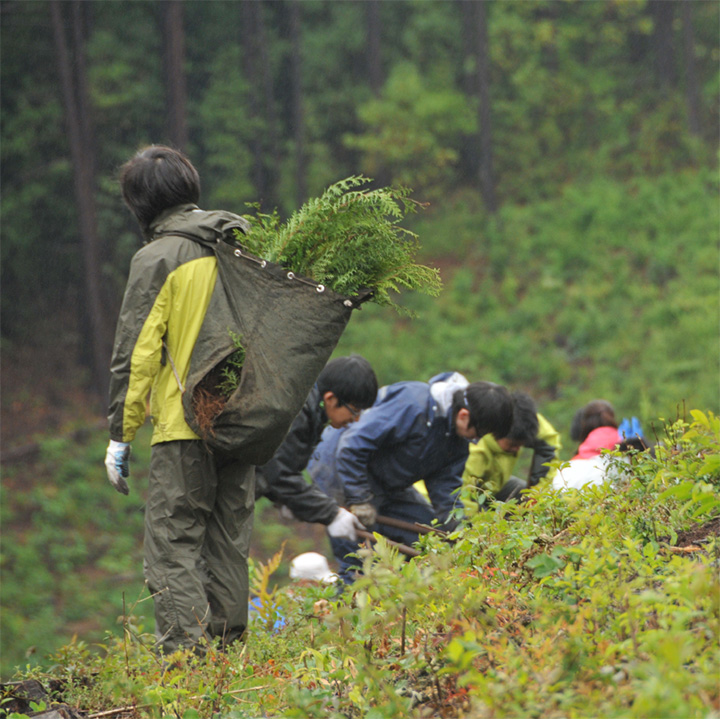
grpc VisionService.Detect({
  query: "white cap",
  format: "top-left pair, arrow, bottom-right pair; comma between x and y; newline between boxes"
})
289,552 -> 338,583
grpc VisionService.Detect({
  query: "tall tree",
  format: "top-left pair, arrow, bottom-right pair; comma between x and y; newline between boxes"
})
475,0 -> 497,212
681,0 -> 701,136
50,0 -> 110,400
162,0 -> 189,150
458,0 -> 481,183
240,0 -> 279,206
366,0 -> 383,96
365,0 -> 391,186
254,2 -> 281,202
650,0 -> 675,90
288,1 -> 307,205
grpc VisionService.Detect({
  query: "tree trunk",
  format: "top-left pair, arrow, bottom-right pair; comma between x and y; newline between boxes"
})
255,1 -> 281,206
241,0 -> 279,205
458,0 -> 481,183
681,0 -> 701,136
476,0 -> 498,213
288,1 -> 307,205
365,0 -> 390,186
650,0 -> 675,90
240,0 -> 266,198
162,0 -> 189,150
366,0 -> 382,96
50,1 -> 109,401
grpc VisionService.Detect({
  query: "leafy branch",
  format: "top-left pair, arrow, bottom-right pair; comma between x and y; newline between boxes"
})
237,175 -> 442,310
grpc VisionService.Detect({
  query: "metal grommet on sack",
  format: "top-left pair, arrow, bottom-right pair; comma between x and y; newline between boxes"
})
234,247 -> 267,269
316,285 -> 325,293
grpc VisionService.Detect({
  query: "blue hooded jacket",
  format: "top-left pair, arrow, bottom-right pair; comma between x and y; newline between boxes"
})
311,372 -> 470,523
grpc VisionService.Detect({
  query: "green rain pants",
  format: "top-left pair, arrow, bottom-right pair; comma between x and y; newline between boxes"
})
143,440 -> 254,655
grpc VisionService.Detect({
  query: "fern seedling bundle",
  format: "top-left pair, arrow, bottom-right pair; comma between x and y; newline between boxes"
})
238,175 -> 442,309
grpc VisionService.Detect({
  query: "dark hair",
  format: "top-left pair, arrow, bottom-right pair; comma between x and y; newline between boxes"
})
119,145 -> 200,233
504,391 -> 539,444
570,399 -> 617,444
454,381 -> 513,439
618,436 -> 650,454
317,355 -> 378,409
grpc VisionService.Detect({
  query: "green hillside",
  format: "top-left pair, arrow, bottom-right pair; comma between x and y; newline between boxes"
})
2,411 -> 718,718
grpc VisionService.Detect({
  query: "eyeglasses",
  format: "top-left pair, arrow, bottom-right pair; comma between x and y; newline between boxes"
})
338,400 -> 362,418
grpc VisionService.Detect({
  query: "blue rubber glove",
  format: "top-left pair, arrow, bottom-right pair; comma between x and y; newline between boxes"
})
619,416 -> 644,441
105,440 -> 131,495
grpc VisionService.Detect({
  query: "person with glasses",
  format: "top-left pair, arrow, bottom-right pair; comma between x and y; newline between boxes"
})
254,355 -> 378,542
308,372 -> 514,580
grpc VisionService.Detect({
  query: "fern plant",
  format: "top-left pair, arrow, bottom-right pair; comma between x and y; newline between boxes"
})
237,175 -> 442,309
216,330 -> 246,397
249,544 -> 285,633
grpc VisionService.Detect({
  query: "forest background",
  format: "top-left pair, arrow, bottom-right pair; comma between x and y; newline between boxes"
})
0,0 -> 718,680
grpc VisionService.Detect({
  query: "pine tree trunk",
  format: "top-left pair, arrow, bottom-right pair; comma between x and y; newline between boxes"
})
366,0 -> 383,96
288,1 -> 307,205
458,0 -> 481,183
50,1 -> 109,401
476,0 -> 498,213
162,0 -> 189,150
650,0 -> 675,90
256,1 -> 281,206
681,0 -> 701,136
241,0 -> 279,205
365,0 -> 390,186
241,0 -> 266,198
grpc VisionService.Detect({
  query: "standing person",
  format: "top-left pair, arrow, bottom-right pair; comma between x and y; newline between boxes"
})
255,354 -> 378,541
463,391 -> 561,502
104,145 -> 256,657
310,372 -> 513,578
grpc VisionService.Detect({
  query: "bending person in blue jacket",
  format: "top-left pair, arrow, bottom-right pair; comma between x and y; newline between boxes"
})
308,372 -> 513,580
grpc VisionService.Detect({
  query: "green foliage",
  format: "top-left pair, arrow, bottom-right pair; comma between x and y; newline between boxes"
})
2,0 -> 719,346
249,546 -> 285,634
216,330 -> 246,397
344,62 -> 476,195
5,412 -> 718,717
0,426 -> 152,679
239,175 -> 442,309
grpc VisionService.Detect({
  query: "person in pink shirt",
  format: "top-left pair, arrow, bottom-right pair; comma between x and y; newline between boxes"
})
553,400 -> 644,491
570,399 -> 620,457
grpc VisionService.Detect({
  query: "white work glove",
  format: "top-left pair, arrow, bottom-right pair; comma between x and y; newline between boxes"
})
278,504 -> 297,521
349,502 -> 378,528
105,440 -> 131,495
326,507 -> 363,541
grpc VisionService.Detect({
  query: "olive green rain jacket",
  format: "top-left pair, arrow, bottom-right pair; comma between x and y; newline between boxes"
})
108,204 -> 250,445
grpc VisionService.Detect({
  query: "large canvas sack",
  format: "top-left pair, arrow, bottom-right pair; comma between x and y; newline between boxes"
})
183,238 -> 366,464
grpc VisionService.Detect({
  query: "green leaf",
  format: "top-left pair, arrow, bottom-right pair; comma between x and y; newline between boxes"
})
527,553 -> 565,578
658,481 -> 695,502
690,494 -> 720,519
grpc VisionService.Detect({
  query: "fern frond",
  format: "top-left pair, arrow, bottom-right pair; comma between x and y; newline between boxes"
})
238,176 -> 442,310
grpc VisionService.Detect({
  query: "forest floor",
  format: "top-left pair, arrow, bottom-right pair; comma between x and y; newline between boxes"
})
1,338 -> 103,454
